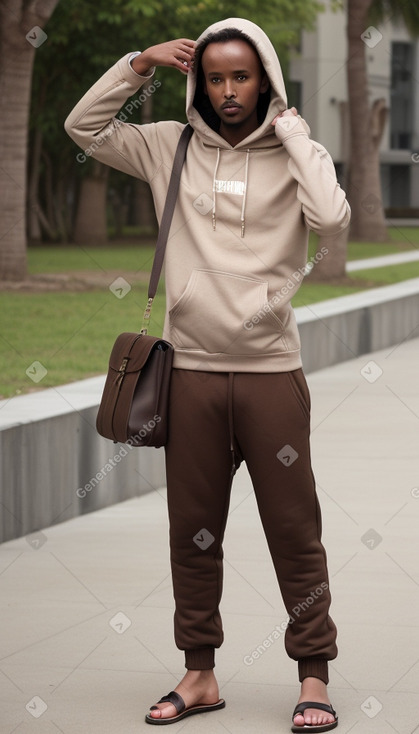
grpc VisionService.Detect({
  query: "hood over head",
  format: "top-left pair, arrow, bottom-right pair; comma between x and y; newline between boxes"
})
186,17 -> 288,148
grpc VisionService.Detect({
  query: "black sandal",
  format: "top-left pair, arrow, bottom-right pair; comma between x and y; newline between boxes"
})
145,690 -> 225,725
291,701 -> 338,732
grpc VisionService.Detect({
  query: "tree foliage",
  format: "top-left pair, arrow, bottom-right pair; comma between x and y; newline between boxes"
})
369,0 -> 419,34
28,0 -> 325,241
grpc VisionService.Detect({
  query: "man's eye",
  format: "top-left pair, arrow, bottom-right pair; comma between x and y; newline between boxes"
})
237,75 -> 247,81
210,77 -> 221,83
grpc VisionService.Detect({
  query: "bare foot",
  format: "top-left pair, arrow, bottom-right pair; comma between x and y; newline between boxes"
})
148,669 -> 220,720
293,677 -> 336,728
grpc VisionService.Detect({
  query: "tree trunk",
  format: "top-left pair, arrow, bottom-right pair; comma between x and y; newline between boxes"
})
134,179 -> 157,231
312,100 -> 350,280
55,173 -> 70,242
42,149 -> 60,238
27,125 -> 43,242
27,74 -> 50,242
61,172 -> 75,242
0,0 -> 59,280
109,186 -> 130,237
73,160 -> 109,245
311,227 -> 349,280
346,0 -> 388,241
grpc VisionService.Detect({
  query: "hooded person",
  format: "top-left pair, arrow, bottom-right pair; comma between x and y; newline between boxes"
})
65,17 -> 349,374
65,17 -> 346,733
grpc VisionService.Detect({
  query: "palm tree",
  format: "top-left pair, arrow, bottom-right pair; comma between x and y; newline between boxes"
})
0,0 -> 59,281
313,0 -> 419,278
346,0 -> 419,242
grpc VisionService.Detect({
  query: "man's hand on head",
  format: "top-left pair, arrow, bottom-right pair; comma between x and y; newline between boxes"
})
132,39 -> 196,77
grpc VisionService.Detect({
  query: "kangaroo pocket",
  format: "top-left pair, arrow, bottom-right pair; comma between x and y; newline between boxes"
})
169,269 -> 289,356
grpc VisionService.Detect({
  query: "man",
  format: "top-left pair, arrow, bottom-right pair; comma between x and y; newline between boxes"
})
66,17 -> 349,732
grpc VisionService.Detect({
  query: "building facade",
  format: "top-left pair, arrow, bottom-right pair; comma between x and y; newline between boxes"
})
289,3 -> 419,210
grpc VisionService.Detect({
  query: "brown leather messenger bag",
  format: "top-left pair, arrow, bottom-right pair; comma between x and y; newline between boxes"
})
96,124 -> 193,447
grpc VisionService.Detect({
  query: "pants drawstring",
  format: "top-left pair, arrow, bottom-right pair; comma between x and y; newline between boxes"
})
227,372 -> 236,478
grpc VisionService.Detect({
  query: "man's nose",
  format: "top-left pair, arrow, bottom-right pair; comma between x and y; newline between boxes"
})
224,80 -> 236,98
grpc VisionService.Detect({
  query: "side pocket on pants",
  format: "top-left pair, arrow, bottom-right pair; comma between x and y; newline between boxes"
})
286,369 -> 311,421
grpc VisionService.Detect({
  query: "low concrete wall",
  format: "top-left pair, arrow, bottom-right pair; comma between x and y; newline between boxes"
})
0,378 -> 166,544
296,278 -> 419,373
2,278 -> 419,543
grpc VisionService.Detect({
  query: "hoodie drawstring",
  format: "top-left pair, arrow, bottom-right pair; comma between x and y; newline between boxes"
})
212,147 -> 221,232
212,148 -> 250,238
241,149 -> 250,238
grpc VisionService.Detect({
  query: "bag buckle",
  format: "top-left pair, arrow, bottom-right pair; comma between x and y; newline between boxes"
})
117,357 -> 128,385
140,297 -> 154,335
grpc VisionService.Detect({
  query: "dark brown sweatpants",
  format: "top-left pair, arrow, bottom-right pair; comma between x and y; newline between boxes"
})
164,368 -> 337,685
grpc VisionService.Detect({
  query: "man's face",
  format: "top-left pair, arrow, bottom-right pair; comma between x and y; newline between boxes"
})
201,39 -> 269,141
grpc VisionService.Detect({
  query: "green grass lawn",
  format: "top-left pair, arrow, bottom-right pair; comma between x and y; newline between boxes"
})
1,228 -> 418,399
27,227 -> 419,274
27,244 -> 157,274
346,260 -> 419,284
0,286 -> 167,399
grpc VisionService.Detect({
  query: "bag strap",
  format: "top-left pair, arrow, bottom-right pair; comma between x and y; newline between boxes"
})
141,123 -> 194,333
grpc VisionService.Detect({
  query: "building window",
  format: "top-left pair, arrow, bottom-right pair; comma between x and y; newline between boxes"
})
390,42 -> 414,150
383,164 -> 411,208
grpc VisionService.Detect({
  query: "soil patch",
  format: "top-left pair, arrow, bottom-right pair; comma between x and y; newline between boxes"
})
0,270 -> 150,293
0,271 -> 382,293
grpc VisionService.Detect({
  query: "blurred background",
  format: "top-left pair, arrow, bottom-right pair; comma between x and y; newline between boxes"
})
1,0 -> 419,400
1,0 -> 418,276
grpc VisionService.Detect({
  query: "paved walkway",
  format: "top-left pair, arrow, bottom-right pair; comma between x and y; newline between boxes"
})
1,336 -> 419,734
347,249 -> 419,272
386,219 -> 419,227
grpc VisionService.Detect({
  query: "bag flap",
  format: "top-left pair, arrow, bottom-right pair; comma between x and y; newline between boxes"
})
108,332 -> 172,373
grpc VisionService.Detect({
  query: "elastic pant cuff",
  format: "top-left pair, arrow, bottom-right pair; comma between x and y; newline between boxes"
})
185,647 -> 215,670
298,658 -> 329,685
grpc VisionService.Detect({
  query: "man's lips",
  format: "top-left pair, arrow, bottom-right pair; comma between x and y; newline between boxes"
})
221,102 -> 242,117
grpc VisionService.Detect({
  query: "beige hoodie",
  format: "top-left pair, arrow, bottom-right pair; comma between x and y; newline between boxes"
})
65,17 -> 350,372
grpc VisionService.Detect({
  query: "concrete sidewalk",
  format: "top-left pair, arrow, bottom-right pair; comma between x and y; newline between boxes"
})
1,336 -> 419,734
347,249 -> 419,272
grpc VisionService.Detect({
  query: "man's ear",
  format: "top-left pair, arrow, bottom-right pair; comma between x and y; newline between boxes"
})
260,73 -> 269,94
